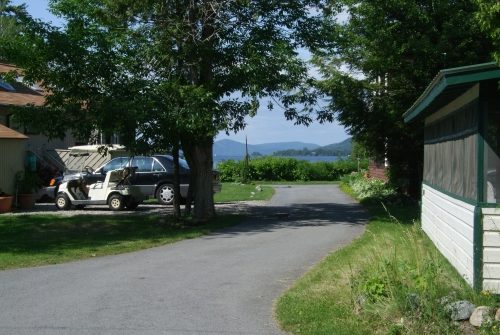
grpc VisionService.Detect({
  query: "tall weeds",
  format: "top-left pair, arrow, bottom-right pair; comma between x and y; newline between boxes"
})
344,173 -> 499,334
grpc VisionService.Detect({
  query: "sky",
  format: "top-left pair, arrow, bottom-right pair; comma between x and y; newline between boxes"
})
12,0 -> 349,146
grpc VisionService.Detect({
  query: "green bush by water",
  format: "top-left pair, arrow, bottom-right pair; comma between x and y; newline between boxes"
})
218,157 -> 366,182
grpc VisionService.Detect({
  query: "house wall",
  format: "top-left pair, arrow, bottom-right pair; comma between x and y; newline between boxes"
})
481,208 -> 500,293
0,109 -> 79,155
24,134 -> 78,158
421,184 -> 475,286
0,139 -> 26,194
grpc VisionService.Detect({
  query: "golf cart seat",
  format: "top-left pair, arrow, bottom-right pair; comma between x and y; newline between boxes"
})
108,167 -> 136,188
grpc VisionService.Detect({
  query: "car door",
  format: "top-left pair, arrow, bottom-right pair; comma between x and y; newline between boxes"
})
154,156 -> 190,198
130,157 -> 155,196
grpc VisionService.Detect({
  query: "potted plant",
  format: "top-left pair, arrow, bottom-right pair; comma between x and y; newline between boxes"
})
15,171 -> 42,209
0,188 -> 13,213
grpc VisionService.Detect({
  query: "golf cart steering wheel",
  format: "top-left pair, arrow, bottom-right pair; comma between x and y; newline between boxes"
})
84,166 -> 94,174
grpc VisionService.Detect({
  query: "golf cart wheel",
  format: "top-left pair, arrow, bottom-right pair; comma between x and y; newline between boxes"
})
108,194 -> 124,211
157,184 -> 174,205
55,193 -> 71,210
126,200 -> 140,210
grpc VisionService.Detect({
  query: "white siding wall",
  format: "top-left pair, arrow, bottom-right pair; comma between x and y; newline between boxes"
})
482,208 -> 500,293
421,184 -> 475,285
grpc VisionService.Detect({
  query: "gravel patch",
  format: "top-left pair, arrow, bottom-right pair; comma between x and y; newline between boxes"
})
1,201 -> 268,217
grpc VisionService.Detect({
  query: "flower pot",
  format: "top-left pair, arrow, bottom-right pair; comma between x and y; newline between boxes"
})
17,193 -> 36,210
0,195 -> 13,213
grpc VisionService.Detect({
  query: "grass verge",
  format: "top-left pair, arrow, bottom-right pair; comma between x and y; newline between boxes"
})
214,182 -> 275,202
255,181 -> 339,185
143,182 -> 275,204
0,214 -> 241,270
276,179 -> 499,335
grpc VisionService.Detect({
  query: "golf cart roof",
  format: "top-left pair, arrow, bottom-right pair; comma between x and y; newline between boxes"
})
68,144 -> 127,153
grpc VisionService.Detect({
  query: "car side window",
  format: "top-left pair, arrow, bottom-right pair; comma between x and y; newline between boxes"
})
152,159 -> 166,172
131,157 -> 153,172
101,158 -> 127,174
160,158 -> 174,171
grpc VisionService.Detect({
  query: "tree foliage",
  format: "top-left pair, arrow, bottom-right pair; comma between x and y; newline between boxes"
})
474,0 -> 500,63
314,0 -> 494,195
1,0 -> 327,221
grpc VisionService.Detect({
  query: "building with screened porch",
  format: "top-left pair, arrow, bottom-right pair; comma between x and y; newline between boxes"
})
404,62 -> 500,293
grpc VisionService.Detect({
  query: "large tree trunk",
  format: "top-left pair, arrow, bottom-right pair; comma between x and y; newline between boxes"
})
172,141 -> 181,220
182,137 -> 215,222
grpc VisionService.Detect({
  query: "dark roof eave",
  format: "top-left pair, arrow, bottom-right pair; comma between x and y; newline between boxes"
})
404,62 -> 500,123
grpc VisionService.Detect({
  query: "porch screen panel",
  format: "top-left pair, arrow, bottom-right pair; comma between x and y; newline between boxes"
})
424,101 -> 478,200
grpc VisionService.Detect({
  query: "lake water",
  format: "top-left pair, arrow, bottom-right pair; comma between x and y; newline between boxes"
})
214,155 -> 342,166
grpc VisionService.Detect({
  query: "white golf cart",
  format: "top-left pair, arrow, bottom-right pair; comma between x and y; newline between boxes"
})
55,167 -> 145,211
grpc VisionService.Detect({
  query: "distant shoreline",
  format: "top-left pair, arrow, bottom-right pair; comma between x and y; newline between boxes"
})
213,155 -> 344,166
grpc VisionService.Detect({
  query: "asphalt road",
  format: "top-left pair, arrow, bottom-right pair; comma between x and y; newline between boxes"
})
0,185 -> 367,335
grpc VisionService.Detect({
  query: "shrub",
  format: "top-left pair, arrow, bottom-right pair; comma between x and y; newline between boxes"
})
340,171 -> 396,199
217,157 -> 365,182
217,160 -> 242,182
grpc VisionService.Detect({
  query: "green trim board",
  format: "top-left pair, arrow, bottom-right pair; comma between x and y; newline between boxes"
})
477,203 -> 500,208
473,107 -> 485,291
477,101 -> 485,204
473,206 -> 483,291
404,62 -> 499,123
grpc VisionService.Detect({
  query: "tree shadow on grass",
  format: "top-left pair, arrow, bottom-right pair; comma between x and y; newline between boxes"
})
0,214 -> 238,258
359,196 -> 420,225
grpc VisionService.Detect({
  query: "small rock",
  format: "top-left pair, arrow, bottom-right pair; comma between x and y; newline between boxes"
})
356,294 -> 367,306
496,308 -> 500,321
255,185 -> 262,192
445,300 -> 476,321
250,192 -> 255,196
439,292 -> 457,306
469,306 -> 493,327
354,294 -> 366,315
406,293 -> 419,311
458,321 -> 477,335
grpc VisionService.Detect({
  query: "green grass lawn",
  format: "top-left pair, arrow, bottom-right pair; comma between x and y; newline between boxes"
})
0,214 -> 241,270
214,182 -> 275,202
0,183 -> 276,270
255,180 -> 339,185
276,186 -> 499,334
143,182 -> 275,204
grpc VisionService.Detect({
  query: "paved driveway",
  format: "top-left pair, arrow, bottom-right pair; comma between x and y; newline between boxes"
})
0,185 -> 367,335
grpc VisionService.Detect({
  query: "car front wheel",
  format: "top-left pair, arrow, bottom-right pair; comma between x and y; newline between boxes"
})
55,193 -> 71,210
157,184 -> 174,205
108,194 -> 124,211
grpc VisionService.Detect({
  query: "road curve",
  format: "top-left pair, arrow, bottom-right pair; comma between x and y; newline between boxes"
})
0,185 -> 367,335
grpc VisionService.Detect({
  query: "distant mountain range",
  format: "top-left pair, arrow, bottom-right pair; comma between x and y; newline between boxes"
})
214,139 -> 320,156
273,138 -> 352,157
214,138 -> 351,156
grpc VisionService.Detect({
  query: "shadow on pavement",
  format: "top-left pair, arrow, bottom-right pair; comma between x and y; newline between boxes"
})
204,202 -> 368,238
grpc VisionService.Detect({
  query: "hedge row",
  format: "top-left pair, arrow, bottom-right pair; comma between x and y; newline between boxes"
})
217,157 -> 367,182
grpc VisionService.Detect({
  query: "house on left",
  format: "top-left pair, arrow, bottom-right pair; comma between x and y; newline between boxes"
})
0,62 -> 80,195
